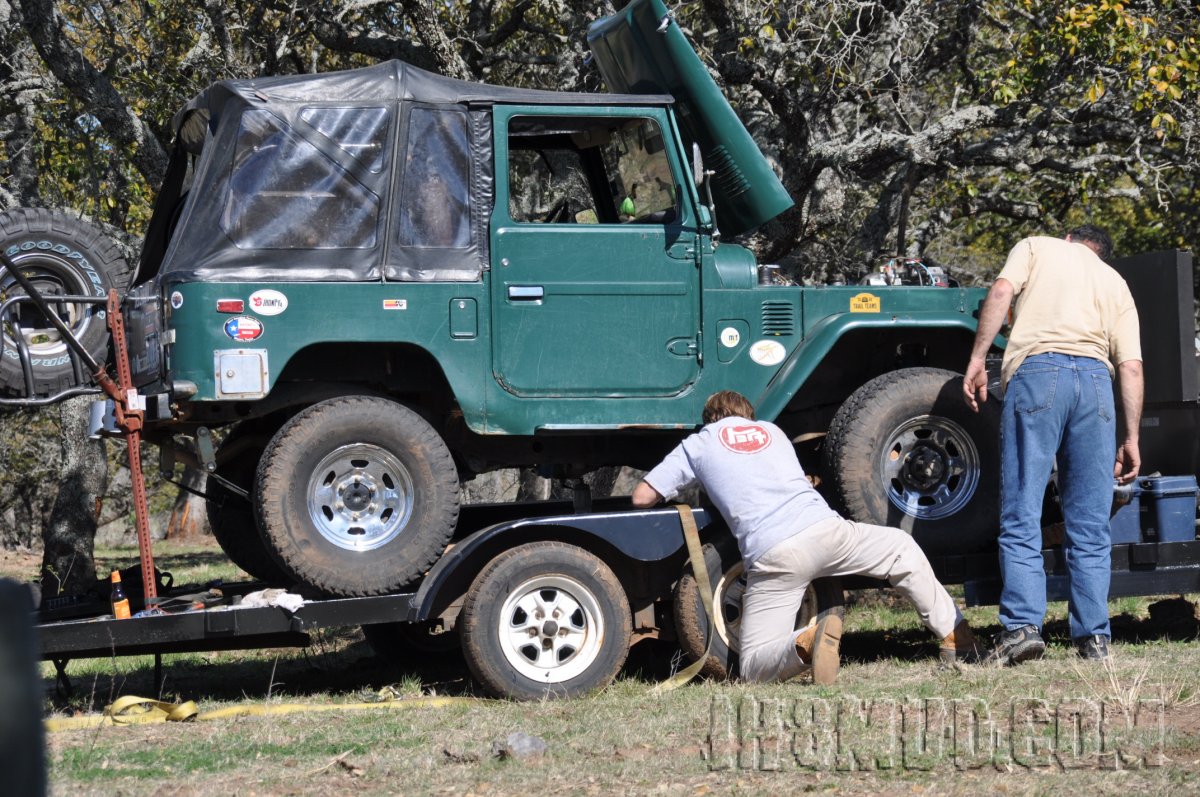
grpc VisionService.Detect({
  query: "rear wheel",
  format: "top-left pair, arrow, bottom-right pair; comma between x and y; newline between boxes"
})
823,367 -> 1000,554
673,533 -> 843,680
459,542 -> 631,700
254,396 -> 460,596
0,208 -> 131,396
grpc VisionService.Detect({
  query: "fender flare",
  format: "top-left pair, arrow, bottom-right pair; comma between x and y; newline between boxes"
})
409,506 -> 720,622
753,311 -> 985,421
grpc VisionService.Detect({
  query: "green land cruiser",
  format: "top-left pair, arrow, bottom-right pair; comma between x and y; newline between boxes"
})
0,0 -> 995,596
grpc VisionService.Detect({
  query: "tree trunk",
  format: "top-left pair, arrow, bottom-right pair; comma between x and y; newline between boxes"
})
165,468 -> 207,539
39,396 -> 106,598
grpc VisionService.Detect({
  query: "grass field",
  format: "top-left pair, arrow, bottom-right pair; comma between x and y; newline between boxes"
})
7,538 -> 1200,796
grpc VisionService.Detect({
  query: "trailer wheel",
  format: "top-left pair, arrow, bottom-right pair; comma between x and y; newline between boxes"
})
459,542 -> 631,700
0,208 -> 131,396
205,424 -> 290,584
254,396 -> 460,596
823,367 -> 1000,554
673,533 -> 844,680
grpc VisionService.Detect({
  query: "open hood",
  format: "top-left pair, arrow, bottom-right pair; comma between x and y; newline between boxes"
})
587,0 -> 794,236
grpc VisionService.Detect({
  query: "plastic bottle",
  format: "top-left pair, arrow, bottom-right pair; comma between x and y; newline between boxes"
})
110,571 -> 131,620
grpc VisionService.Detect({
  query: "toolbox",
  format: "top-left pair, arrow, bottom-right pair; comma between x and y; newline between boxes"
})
1110,475 -> 1198,544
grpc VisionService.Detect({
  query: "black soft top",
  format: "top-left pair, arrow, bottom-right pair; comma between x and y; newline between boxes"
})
173,60 -> 674,154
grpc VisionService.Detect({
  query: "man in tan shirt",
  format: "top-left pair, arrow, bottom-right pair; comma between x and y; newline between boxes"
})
963,225 -> 1143,664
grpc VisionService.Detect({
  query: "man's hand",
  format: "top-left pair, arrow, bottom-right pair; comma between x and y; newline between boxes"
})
963,357 -> 989,413
1114,439 -> 1140,484
631,480 -> 663,508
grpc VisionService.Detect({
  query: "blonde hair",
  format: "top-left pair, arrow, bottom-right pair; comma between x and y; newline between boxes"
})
702,391 -> 755,424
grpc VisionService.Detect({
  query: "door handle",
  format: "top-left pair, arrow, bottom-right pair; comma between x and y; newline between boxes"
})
507,286 -> 544,300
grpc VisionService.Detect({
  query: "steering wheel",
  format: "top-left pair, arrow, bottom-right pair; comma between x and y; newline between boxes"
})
540,198 -> 572,224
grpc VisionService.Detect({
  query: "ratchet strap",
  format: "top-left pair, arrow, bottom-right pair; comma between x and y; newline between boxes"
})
653,504 -> 716,694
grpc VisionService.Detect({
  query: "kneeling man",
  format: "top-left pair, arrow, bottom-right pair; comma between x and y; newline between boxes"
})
632,390 -> 981,683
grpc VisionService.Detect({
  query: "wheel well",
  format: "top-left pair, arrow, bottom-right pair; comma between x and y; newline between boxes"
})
776,327 -> 975,435
276,342 -> 454,411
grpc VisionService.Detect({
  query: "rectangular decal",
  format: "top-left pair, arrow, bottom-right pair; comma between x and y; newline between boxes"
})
850,292 -> 881,313
383,299 -> 408,310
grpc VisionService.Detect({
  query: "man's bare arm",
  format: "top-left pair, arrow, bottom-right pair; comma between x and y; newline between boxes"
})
1114,359 -> 1143,484
963,278 -> 1014,412
631,480 -> 663,508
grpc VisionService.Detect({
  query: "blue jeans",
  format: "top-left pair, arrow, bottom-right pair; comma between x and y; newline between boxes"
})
999,352 -> 1116,639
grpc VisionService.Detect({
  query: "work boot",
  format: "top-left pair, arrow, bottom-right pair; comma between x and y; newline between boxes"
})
982,624 -> 1046,666
939,620 -> 985,665
809,612 -> 842,685
794,617 -> 817,664
1073,635 -> 1111,661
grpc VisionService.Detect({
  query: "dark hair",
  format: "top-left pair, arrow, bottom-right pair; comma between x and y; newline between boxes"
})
1067,224 -> 1113,261
703,391 -> 755,424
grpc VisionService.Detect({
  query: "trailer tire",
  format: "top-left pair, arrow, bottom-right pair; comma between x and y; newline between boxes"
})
205,425 -> 290,584
459,542 -> 631,700
823,367 -> 1000,554
0,208 -> 131,396
673,533 -> 843,680
254,396 -> 459,596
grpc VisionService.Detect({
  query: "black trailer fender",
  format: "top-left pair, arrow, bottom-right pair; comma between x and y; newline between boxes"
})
409,506 -> 719,623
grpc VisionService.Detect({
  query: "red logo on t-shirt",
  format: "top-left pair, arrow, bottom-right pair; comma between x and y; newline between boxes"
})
718,424 -> 772,454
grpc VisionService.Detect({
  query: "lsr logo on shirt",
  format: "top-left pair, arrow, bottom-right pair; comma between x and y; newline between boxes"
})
718,424 -> 772,454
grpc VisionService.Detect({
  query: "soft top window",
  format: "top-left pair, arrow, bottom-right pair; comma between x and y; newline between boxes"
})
300,106 -> 391,173
398,108 -> 472,249
223,109 -> 379,250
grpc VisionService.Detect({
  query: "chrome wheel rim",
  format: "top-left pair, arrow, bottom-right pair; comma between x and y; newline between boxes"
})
498,575 -> 605,683
306,443 -> 415,551
880,414 -> 980,521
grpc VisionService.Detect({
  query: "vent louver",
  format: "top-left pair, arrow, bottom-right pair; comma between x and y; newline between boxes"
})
761,300 -> 795,336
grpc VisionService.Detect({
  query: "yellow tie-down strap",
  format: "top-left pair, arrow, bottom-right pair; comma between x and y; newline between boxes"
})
652,505 -> 716,694
45,689 -> 477,732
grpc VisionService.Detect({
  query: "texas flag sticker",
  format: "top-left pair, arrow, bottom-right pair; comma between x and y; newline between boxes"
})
718,424 -> 772,454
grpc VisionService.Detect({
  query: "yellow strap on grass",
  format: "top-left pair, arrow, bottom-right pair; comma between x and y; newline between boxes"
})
45,689 -> 477,732
652,505 -> 716,694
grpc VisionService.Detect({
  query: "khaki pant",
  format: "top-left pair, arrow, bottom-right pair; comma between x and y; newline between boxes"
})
738,516 -> 962,683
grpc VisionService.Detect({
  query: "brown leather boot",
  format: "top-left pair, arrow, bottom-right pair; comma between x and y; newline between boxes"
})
808,613 -> 842,685
939,620 -> 985,665
794,618 -> 816,664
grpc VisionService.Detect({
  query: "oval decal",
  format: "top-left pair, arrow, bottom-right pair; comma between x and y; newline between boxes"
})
224,316 -> 264,341
718,424 -> 772,454
249,289 -> 288,316
749,340 -> 786,366
169,291 -> 183,309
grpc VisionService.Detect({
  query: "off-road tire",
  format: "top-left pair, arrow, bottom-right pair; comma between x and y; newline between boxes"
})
0,208 -> 131,396
823,367 -> 1000,554
205,423 -> 290,584
254,396 -> 460,596
459,542 -> 631,700
673,533 -> 844,680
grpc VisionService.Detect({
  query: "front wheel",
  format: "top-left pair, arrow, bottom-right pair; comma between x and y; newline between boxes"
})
673,533 -> 844,680
823,367 -> 1000,554
459,542 -> 631,700
254,396 -> 460,596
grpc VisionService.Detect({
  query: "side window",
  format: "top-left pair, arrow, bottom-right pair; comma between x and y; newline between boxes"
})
300,106 -> 390,173
506,115 -> 678,225
399,108 -> 472,249
223,109 -> 379,249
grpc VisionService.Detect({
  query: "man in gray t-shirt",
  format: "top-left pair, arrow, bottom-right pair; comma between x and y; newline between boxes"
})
633,391 -> 981,684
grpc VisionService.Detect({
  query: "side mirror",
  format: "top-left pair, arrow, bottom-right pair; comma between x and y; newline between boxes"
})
692,142 -> 705,188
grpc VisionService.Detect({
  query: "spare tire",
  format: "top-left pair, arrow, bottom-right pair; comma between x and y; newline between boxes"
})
0,208 -> 130,396
254,396 -> 460,596
823,367 -> 1001,554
